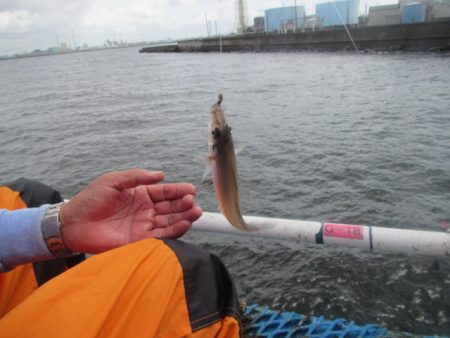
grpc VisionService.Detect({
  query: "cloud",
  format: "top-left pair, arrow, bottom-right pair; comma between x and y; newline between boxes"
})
0,10 -> 37,32
81,2 -> 165,28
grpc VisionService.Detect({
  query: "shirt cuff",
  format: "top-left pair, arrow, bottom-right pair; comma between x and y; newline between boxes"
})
0,205 -> 53,272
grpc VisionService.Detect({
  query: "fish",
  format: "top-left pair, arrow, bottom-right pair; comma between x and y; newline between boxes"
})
208,94 -> 254,231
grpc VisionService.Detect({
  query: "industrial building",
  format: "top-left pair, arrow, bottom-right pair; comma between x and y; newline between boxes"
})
429,0 -> 450,21
402,3 -> 427,23
264,6 -> 305,32
304,15 -> 321,30
315,0 -> 360,27
254,0 -> 450,33
368,0 -> 450,26
254,16 -> 265,33
367,4 -> 401,26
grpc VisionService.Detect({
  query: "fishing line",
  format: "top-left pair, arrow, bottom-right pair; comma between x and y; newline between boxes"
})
215,0 -> 226,95
331,1 -> 359,53
218,0 -> 223,55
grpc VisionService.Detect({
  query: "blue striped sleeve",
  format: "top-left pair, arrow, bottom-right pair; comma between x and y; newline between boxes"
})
0,205 -> 53,272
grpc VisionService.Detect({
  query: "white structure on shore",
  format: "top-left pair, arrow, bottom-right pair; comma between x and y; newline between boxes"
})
368,0 -> 450,26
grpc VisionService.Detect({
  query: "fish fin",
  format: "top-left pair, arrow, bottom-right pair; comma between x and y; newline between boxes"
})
193,154 -> 206,166
234,144 -> 246,156
194,154 -> 212,183
201,165 -> 211,183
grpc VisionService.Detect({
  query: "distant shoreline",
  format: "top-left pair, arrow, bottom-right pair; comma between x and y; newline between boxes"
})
0,43 -> 153,61
140,21 -> 450,54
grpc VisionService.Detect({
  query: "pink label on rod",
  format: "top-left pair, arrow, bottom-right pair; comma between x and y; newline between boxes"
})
323,223 -> 364,240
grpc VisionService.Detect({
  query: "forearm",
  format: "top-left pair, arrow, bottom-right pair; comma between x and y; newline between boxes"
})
0,206 -> 53,271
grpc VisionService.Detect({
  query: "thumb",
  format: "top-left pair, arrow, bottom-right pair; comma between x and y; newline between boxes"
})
98,169 -> 165,190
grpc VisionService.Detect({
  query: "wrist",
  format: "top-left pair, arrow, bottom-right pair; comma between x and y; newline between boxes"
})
41,203 -> 73,257
59,202 -> 76,253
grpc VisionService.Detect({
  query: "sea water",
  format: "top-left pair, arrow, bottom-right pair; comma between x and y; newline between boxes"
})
1,48 -> 449,334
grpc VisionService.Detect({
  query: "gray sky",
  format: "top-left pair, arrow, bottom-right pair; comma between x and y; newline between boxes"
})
0,0 -> 396,55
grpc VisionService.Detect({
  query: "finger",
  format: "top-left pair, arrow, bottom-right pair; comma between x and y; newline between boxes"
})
148,183 -> 196,202
148,220 -> 193,238
153,194 -> 194,215
99,169 -> 165,190
154,206 -> 202,228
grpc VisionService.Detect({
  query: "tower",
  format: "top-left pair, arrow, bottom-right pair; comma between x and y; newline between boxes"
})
235,0 -> 249,34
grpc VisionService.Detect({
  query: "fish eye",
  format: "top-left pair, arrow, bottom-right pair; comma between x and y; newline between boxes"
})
213,127 -> 221,138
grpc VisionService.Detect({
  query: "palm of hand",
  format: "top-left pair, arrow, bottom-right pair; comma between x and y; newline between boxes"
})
61,170 -> 201,254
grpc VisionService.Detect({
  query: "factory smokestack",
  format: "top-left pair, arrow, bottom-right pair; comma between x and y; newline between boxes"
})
235,0 -> 249,34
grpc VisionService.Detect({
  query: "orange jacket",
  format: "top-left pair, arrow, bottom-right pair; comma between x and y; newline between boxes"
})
0,178 -> 241,337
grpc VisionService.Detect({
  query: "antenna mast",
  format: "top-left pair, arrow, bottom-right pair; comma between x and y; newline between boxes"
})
235,0 -> 249,34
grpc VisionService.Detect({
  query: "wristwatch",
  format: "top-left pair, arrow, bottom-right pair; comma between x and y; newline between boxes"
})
41,203 -> 73,257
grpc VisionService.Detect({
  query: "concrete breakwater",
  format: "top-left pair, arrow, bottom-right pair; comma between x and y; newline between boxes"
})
140,20 -> 450,53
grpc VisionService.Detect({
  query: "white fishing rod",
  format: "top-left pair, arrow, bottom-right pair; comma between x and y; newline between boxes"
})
193,212 -> 450,257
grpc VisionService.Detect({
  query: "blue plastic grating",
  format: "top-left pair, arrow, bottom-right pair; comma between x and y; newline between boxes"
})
242,304 -> 449,338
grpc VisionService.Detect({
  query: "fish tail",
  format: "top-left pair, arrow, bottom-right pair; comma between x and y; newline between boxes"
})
230,214 -> 256,232
217,93 -> 223,106
239,222 -> 257,232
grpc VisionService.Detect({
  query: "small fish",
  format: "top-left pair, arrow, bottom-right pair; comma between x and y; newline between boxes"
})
208,94 -> 253,231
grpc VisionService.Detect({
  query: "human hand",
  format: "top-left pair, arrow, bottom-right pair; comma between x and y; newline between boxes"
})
59,169 -> 202,254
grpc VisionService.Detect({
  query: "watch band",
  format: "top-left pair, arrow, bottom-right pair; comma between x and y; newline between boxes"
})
41,203 -> 73,258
